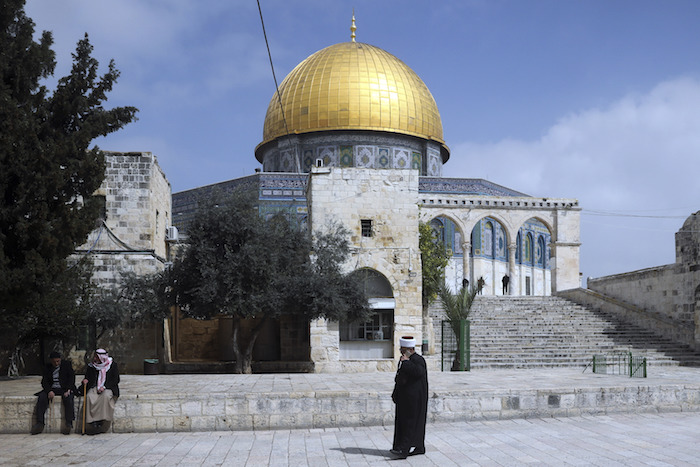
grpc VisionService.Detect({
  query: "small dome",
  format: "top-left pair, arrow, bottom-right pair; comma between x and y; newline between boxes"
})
257,42 -> 448,162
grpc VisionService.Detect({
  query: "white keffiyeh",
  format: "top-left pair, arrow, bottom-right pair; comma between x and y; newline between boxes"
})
90,349 -> 113,390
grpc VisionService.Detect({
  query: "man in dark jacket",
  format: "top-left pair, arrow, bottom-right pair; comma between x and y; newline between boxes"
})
391,336 -> 428,458
31,351 -> 77,435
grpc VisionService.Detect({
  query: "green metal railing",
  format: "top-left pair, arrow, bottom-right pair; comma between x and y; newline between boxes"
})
441,319 -> 470,371
591,352 -> 647,378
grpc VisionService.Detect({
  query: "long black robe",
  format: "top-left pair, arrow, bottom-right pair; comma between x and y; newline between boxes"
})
391,352 -> 428,452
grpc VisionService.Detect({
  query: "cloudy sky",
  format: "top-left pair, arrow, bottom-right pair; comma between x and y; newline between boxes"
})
24,0 -> 700,282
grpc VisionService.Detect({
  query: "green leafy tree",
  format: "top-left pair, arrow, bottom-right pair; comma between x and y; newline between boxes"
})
0,0 -> 137,374
87,271 -> 174,342
419,221 -> 451,310
170,191 -> 372,374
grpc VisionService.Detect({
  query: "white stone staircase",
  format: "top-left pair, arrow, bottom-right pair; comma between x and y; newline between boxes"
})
436,296 -> 700,369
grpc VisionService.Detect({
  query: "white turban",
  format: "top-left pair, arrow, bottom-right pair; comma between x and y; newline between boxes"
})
399,336 -> 416,348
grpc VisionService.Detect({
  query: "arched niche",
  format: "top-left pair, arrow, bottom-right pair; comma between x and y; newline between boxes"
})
339,268 -> 394,359
427,215 -> 465,256
517,218 -> 553,296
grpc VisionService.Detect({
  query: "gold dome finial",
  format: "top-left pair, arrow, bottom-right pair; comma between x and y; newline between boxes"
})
350,10 -> 356,42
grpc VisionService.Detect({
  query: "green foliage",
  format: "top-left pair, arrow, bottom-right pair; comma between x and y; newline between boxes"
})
438,281 -> 478,336
87,270 -> 175,342
438,281 -> 477,371
169,190 -> 371,373
419,221 -> 450,308
0,0 -> 137,370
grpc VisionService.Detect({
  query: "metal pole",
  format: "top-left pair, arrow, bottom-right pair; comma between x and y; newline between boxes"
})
459,319 -> 466,372
81,382 -> 87,435
441,321 -> 445,372
48,398 -> 53,433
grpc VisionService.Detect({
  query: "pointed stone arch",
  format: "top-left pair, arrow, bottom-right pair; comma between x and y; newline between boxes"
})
515,218 -> 554,296
468,215 -> 512,296
422,214 -> 468,292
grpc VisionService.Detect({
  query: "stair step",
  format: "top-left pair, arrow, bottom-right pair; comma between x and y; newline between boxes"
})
431,296 -> 700,369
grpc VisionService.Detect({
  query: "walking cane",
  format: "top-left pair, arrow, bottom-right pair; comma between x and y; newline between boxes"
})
81,381 -> 87,435
48,398 -> 53,433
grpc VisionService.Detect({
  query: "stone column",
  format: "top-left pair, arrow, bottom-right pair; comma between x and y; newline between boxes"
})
462,241 -> 471,289
508,242 -> 517,295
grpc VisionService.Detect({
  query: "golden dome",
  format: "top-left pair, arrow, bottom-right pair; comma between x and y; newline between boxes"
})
258,41 -> 447,159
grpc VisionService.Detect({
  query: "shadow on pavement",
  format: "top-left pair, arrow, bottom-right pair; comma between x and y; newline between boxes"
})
331,447 -> 393,458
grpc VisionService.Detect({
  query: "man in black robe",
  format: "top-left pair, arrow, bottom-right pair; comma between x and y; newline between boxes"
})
391,336 -> 428,458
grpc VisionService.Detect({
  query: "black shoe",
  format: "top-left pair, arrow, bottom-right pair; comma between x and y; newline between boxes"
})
409,448 -> 426,456
390,449 -> 408,459
30,423 -> 44,435
61,423 -> 72,435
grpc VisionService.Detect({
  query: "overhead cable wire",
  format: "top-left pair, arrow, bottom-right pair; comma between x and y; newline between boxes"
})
582,210 -> 688,219
257,0 -> 290,138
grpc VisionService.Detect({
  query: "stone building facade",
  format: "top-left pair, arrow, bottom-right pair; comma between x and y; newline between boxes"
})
70,151 -> 172,373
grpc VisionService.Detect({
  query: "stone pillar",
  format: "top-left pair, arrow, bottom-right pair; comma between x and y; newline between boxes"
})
462,241 -> 471,289
508,242 -> 517,295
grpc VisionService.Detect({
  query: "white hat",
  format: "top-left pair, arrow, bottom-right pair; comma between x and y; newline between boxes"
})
400,336 -> 416,348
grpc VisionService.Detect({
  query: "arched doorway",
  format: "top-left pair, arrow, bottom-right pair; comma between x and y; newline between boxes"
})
339,268 -> 394,359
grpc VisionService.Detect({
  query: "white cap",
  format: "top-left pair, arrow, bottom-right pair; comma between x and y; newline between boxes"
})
399,336 -> 416,348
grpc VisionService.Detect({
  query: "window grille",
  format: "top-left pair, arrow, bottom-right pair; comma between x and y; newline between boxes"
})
361,219 -> 373,237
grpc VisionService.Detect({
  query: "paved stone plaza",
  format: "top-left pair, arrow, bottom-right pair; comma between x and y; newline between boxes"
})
0,411 -> 698,466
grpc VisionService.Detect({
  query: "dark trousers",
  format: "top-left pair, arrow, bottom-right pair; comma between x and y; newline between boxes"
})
35,390 -> 74,425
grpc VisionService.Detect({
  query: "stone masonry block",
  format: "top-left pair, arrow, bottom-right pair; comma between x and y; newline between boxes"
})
225,398 -> 249,415
173,416 -> 191,431
0,403 -> 18,419
152,401 -> 182,416
132,416 -> 158,432
479,396 -> 502,412
320,397 -> 348,413
125,401 -> 153,418
112,417 -> 133,433
180,400 -> 202,417
218,414 -> 254,431
190,416 -> 216,431
269,413 -> 314,430
251,414 -> 270,430
312,413 -> 338,428
202,398 -> 227,416
156,417 -> 174,431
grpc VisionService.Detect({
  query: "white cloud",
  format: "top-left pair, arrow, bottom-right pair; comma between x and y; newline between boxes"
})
449,77 -> 700,279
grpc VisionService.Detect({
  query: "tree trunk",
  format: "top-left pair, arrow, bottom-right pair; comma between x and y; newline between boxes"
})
7,345 -> 24,378
230,316 -> 268,374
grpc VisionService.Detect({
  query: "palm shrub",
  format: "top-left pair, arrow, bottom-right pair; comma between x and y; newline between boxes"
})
438,282 -> 478,370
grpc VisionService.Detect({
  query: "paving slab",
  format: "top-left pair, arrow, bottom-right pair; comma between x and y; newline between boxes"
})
0,412 -> 698,466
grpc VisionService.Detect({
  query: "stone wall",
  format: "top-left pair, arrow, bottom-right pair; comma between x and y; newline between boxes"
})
586,266 -> 699,350
175,318 -> 221,362
586,211 -> 700,350
307,167 -> 422,372
557,287 -> 695,350
96,321 -> 162,375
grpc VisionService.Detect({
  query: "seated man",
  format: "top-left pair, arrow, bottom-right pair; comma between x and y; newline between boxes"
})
31,351 -> 77,435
